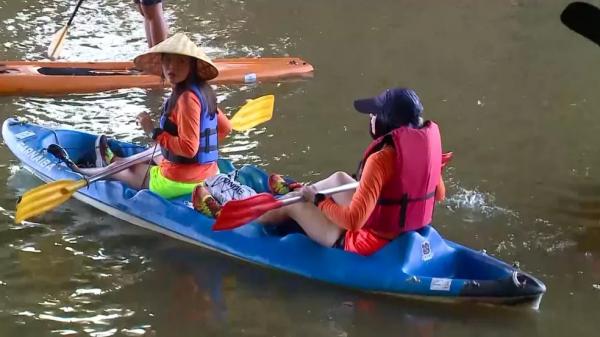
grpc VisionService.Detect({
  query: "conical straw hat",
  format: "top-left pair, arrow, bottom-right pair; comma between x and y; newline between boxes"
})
133,32 -> 218,81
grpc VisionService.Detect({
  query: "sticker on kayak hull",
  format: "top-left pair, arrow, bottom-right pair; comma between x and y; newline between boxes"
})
421,240 -> 433,261
15,130 -> 35,140
244,73 -> 257,83
430,278 -> 452,291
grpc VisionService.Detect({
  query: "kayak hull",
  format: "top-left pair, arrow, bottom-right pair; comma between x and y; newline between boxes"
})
1,118 -> 546,308
0,58 -> 314,95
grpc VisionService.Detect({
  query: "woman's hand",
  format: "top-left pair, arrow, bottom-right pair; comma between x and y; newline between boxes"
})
136,112 -> 155,135
301,185 -> 319,204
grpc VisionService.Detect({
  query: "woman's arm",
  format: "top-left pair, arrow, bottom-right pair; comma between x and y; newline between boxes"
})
155,91 -> 200,157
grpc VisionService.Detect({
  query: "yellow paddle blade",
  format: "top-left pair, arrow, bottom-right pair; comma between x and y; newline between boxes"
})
230,95 -> 275,131
48,26 -> 68,59
15,179 -> 87,223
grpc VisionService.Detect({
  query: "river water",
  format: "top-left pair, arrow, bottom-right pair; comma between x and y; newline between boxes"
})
1,0 -> 599,336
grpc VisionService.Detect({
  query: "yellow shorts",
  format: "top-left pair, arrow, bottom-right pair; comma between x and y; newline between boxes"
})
148,166 -> 201,199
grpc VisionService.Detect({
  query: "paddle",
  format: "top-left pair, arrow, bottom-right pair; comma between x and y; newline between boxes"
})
230,95 -> 274,131
212,151 -> 454,231
561,2 -> 600,46
48,0 -> 85,59
212,182 -> 360,231
14,95 -> 275,224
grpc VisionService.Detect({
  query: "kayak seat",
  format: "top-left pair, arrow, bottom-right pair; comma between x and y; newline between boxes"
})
386,226 -> 510,280
235,165 -> 272,193
40,131 -> 149,169
374,226 -> 458,278
39,130 -> 96,166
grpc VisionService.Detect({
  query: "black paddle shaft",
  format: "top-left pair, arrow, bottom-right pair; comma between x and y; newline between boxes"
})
561,2 -> 600,46
66,0 -> 85,26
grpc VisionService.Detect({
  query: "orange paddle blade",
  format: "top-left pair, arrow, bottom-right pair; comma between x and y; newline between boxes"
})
212,193 -> 284,231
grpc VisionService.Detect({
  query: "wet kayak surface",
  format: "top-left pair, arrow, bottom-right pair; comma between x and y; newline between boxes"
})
1,0 -> 599,336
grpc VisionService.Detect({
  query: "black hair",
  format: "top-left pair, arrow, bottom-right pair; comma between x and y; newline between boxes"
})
164,55 -> 217,118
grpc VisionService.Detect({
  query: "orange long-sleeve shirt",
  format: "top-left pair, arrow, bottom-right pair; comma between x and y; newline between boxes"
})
155,90 -> 232,182
318,145 -> 445,255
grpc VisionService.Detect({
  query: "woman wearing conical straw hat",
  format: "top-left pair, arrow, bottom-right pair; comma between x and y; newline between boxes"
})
51,33 -> 232,199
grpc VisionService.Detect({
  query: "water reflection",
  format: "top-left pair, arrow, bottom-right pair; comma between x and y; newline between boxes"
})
3,0 -> 600,336
0,0 -> 286,62
147,246 -> 542,337
552,180 -> 600,291
554,181 -> 600,226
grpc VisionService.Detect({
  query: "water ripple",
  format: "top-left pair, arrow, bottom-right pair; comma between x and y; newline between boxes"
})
444,184 -> 519,220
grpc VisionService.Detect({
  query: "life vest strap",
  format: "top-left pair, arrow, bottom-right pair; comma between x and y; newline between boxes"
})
200,128 -> 217,137
201,145 -> 218,153
201,127 -> 217,153
377,190 -> 436,229
377,190 -> 436,205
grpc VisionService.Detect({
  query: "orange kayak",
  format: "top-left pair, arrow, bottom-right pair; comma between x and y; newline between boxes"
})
0,57 -> 314,95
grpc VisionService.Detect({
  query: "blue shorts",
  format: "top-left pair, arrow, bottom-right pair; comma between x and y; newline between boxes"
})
134,0 -> 162,5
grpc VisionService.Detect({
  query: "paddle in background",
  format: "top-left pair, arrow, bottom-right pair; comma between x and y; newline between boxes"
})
48,0 -> 85,59
14,95 -> 275,224
561,2 -> 600,46
212,152 -> 454,231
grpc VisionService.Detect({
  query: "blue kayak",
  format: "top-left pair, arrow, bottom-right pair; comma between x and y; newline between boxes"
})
2,118 -> 546,308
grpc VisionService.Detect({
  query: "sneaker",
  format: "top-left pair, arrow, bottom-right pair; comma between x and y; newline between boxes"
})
94,135 -> 114,168
192,184 -> 222,218
268,174 -> 302,195
47,144 -> 84,174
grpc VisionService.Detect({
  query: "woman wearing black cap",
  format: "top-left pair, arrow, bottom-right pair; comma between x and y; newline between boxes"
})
258,88 -> 447,256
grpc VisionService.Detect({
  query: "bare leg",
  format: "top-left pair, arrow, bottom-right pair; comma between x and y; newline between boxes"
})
307,171 -> 357,205
135,3 -> 152,48
257,171 -> 357,247
141,3 -> 168,47
258,202 -> 343,247
78,163 -> 152,189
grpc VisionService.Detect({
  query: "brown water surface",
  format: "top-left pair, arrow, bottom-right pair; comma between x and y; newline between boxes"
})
1,0 -> 599,336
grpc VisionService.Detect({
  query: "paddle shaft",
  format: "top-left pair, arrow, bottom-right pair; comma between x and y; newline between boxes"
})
85,147 -> 159,185
49,0 -> 85,59
66,0 -> 85,26
279,182 -> 359,206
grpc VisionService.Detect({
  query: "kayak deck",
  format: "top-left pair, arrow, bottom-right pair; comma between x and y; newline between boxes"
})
0,57 -> 314,95
1,118 -> 546,308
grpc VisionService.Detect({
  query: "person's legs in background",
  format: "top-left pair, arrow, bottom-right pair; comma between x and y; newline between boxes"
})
134,0 -> 168,47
